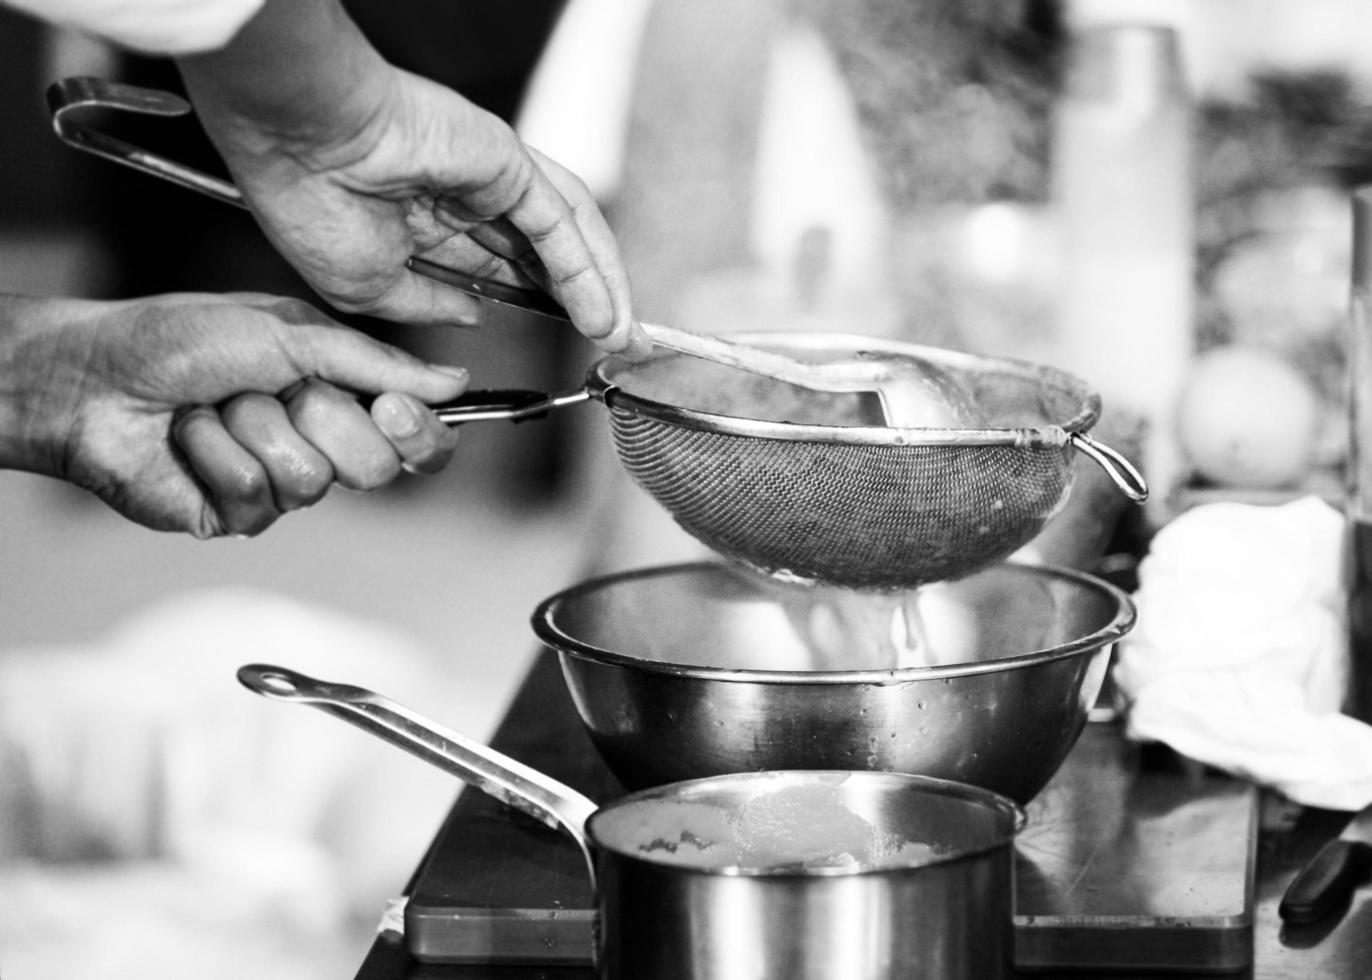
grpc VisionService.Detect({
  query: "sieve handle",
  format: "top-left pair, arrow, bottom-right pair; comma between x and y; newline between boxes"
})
428,388 -> 593,425
1072,433 -> 1149,502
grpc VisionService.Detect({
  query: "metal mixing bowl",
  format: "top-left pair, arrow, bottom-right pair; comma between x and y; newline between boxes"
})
533,561 -> 1134,803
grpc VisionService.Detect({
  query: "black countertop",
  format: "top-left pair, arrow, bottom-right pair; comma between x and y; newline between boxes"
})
354,650 -> 1372,979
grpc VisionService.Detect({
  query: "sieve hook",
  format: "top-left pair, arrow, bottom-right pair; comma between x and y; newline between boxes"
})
47,76 -> 247,208
1071,433 -> 1149,502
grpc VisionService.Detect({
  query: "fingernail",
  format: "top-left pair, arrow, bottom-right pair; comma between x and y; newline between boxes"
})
377,396 -> 423,437
430,365 -> 469,382
619,325 -> 654,363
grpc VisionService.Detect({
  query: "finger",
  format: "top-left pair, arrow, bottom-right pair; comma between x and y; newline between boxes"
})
284,378 -> 401,491
420,222 -> 544,290
370,392 -> 461,475
277,324 -> 470,402
498,165 -> 618,341
362,268 -> 493,328
220,393 -> 334,511
173,405 -> 283,538
529,148 -> 648,361
445,129 -> 623,351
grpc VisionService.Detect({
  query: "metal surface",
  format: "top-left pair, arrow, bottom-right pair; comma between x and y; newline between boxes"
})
534,561 -> 1134,803
1013,732 -> 1259,973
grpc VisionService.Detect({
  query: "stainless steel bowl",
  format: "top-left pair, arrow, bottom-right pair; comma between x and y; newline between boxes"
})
533,561 -> 1134,803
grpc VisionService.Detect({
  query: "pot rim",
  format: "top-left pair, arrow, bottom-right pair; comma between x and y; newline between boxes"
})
585,769 -> 1026,877
532,560 -> 1135,685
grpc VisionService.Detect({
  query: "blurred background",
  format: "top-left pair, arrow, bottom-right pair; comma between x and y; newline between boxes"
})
3,0 -> 1372,976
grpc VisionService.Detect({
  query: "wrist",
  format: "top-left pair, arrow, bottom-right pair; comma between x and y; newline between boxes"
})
0,295 -> 101,480
177,0 -> 395,163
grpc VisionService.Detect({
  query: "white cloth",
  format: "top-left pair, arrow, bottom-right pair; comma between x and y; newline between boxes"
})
1114,495 -> 1372,810
4,0 -> 265,54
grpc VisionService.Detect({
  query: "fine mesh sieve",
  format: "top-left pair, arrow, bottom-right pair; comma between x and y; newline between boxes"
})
578,334 -> 1145,591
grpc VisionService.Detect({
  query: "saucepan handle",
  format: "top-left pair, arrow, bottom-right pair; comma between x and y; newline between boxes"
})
237,664 -> 600,881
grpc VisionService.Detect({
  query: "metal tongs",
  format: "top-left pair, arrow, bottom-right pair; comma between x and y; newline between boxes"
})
46,76 -> 961,426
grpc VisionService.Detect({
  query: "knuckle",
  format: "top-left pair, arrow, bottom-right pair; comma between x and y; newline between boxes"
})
339,454 -> 401,492
265,297 -> 327,325
298,462 -> 334,501
230,511 -> 279,538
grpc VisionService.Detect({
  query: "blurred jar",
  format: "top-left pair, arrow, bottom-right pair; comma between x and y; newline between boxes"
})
1050,23 -> 1195,523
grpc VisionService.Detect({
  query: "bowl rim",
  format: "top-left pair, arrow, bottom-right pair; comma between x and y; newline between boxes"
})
532,560 -> 1136,684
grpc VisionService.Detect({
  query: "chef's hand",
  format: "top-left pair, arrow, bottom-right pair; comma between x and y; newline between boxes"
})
0,293 -> 465,538
176,0 -> 648,359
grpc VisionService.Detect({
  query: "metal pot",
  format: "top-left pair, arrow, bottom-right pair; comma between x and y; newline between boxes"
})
535,561 -> 1134,803
237,664 -> 1023,980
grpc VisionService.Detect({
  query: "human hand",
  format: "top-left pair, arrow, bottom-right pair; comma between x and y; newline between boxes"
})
0,293 -> 466,537
178,5 -> 648,359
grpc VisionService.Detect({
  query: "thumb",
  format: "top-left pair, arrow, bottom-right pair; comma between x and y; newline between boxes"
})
279,323 -> 470,401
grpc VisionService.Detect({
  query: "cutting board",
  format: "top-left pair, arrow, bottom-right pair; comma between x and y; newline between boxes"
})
403,653 -> 1258,973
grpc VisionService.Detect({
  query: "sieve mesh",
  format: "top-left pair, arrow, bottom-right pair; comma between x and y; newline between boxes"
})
586,333 -> 1129,592
609,410 -> 1076,591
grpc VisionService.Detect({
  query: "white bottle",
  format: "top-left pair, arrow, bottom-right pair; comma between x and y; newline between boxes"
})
1051,24 -> 1194,524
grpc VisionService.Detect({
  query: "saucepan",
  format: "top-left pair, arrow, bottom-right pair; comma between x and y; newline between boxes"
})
534,560 -> 1135,804
238,663 -> 1023,979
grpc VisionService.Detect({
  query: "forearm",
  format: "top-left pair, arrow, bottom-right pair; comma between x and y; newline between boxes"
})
176,0 -> 394,158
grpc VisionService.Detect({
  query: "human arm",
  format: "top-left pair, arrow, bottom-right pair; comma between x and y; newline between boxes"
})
0,293 -> 466,538
174,0 -> 648,357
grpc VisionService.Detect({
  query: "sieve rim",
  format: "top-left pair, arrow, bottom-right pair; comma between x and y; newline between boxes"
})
532,561 -> 1136,686
590,332 -> 1099,447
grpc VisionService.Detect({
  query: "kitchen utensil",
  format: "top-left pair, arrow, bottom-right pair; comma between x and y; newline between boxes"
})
238,663 -> 1023,979
1279,804 -> 1372,926
445,334 -> 1145,590
534,560 -> 1135,803
46,74 -> 1148,590
46,75 -> 959,426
